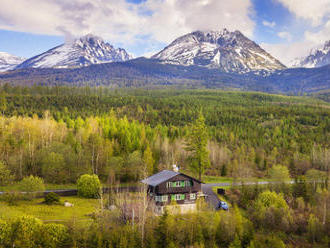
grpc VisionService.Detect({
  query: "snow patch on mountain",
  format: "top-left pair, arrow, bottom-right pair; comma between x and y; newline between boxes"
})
16,34 -> 133,69
152,29 -> 286,73
0,52 -> 25,72
291,40 -> 330,68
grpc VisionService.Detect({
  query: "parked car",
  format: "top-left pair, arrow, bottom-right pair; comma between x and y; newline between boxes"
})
217,201 -> 229,211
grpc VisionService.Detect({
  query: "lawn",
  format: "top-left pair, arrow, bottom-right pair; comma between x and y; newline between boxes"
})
0,183 -> 77,192
0,196 -> 100,225
203,175 -> 275,184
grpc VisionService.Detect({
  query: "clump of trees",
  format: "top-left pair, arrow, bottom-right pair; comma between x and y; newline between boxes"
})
0,216 -> 70,248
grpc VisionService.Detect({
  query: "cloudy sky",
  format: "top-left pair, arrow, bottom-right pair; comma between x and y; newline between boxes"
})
0,0 -> 329,65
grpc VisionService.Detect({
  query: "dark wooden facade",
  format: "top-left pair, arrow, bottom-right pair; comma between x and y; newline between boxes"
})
144,171 -> 202,206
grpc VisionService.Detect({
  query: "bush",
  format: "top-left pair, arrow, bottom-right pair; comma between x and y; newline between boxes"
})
0,161 -> 13,186
77,174 -> 101,198
0,216 -> 71,248
248,235 -> 286,248
18,176 -> 45,200
0,191 -> 22,205
44,192 -> 60,205
18,175 -> 45,192
41,223 -> 71,247
252,191 -> 292,231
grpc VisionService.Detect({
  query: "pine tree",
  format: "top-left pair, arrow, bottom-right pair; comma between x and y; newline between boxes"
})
185,113 -> 210,181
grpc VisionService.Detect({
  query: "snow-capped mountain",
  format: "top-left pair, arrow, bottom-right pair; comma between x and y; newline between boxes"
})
152,29 -> 286,73
291,40 -> 330,68
16,34 -> 133,69
152,29 -> 285,73
0,52 -> 25,72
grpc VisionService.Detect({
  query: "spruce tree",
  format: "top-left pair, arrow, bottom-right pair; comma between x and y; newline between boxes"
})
185,112 -> 210,181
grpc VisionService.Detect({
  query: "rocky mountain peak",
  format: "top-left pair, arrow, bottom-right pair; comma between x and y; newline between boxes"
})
291,40 -> 330,68
0,52 -> 25,72
152,29 -> 285,73
15,34 -> 132,69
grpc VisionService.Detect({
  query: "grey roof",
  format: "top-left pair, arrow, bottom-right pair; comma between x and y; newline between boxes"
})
141,170 -> 180,186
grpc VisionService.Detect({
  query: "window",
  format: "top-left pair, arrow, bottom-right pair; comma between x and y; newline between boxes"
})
167,180 -> 192,188
171,194 -> 185,201
190,193 -> 196,200
185,180 -> 193,187
155,195 -> 168,202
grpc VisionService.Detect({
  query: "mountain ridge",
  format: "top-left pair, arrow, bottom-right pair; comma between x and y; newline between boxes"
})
1,57 -> 329,94
15,34 -> 133,69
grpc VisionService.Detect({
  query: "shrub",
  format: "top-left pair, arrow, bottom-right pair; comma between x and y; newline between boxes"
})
252,191 -> 292,231
77,174 -> 101,198
44,192 -> 60,205
18,176 -> 45,200
0,161 -> 13,186
1,191 -> 22,205
11,216 -> 43,248
248,235 -> 286,248
0,219 -> 11,247
41,223 -> 71,247
0,216 -> 71,248
18,175 -> 45,192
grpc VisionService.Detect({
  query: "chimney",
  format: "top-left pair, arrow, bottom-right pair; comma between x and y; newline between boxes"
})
173,164 -> 179,172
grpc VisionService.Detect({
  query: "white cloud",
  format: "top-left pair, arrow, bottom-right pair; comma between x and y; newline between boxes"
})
304,20 -> 330,44
261,1 -> 330,66
275,0 -> 330,26
262,20 -> 276,28
144,0 -> 255,43
0,0 -> 255,55
277,31 -> 292,41
261,41 -> 315,66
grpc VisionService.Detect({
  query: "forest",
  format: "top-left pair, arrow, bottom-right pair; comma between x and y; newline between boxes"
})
0,85 -> 329,248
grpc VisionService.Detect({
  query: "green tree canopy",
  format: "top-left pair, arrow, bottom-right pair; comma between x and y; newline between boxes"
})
77,174 -> 101,198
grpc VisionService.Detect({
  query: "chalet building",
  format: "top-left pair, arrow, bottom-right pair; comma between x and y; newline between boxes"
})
141,168 -> 202,214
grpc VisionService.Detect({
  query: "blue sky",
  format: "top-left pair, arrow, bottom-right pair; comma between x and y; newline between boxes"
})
0,0 -> 329,65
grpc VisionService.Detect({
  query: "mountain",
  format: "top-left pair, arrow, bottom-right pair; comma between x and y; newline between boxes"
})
152,29 -> 286,73
1,58 -> 329,94
16,34 -> 133,69
292,40 -> 330,68
0,52 -> 25,72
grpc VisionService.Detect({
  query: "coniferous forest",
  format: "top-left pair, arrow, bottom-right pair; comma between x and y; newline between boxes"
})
0,85 -> 329,248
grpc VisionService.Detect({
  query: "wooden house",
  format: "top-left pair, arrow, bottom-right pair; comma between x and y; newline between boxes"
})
141,170 -> 202,214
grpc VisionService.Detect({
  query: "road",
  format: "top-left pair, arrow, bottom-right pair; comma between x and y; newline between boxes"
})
0,180 -> 295,210
201,181 -> 292,209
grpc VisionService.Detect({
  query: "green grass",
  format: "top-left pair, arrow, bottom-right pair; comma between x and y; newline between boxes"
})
202,176 -> 276,184
0,196 -> 99,224
202,176 -> 234,184
0,183 -> 77,192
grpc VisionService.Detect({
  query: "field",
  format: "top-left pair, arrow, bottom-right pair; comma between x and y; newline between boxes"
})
0,196 -> 99,224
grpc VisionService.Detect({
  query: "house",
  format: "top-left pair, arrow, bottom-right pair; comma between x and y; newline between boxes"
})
141,169 -> 202,214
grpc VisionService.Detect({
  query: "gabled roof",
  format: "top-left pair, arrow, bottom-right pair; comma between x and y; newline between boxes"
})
141,170 -> 179,187
141,170 -> 202,186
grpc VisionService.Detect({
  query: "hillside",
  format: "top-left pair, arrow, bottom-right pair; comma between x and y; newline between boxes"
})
0,58 -> 329,94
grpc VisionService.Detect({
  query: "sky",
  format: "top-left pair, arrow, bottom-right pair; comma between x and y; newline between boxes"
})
0,0 -> 329,65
